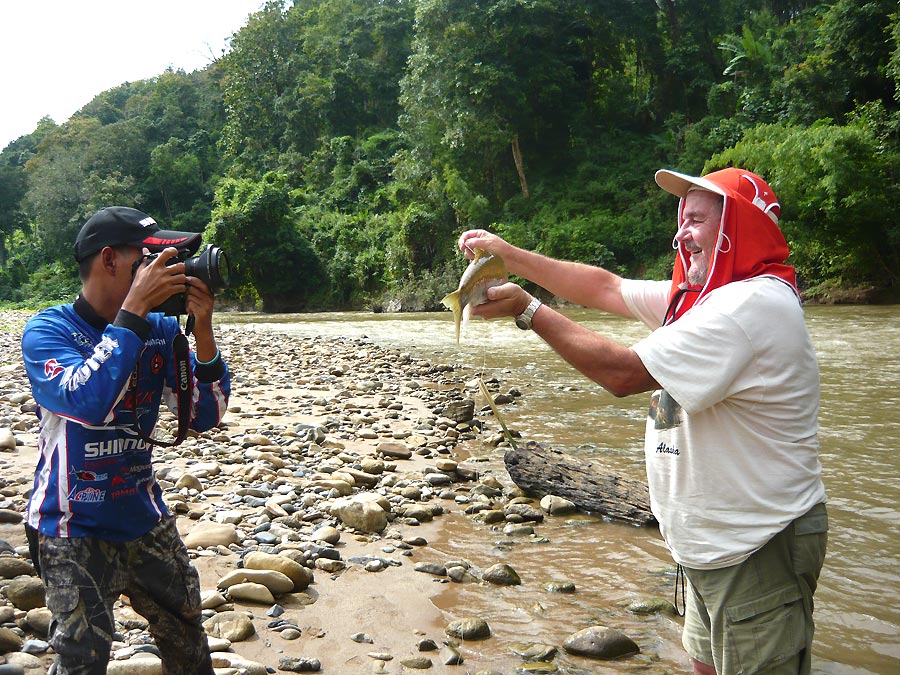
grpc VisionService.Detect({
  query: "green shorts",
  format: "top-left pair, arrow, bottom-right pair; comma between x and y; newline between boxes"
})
682,503 -> 828,675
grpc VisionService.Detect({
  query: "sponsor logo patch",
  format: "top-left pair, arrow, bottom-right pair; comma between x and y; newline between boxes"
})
71,332 -> 93,349
69,486 -> 106,503
44,359 -> 65,379
84,437 -> 148,459
70,469 -> 108,482
62,336 -> 119,392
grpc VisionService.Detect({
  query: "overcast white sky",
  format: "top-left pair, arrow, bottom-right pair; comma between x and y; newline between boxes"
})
1,0 -> 268,149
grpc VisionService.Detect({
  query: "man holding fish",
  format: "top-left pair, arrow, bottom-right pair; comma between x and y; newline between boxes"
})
456,167 -> 827,675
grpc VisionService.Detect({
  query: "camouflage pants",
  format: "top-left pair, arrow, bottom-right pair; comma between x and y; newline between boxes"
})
38,516 -> 213,675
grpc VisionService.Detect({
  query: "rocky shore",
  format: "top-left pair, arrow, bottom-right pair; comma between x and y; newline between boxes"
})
0,310 -> 674,675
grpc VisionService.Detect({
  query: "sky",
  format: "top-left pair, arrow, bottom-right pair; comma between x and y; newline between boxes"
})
1,0 -> 268,150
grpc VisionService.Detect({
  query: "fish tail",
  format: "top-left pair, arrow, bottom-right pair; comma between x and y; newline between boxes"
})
440,290 -> 463,343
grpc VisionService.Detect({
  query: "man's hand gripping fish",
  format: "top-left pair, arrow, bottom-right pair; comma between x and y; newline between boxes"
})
441,248 -> 508,343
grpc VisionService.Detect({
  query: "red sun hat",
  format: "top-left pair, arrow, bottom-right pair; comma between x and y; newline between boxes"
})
655,167 -> 781,224
654,167 -> 797,323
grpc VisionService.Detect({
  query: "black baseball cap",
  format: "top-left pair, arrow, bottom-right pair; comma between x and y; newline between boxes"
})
74,206 -> 202,262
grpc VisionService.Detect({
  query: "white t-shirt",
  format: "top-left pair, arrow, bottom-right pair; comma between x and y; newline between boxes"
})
622,277 -> 826,569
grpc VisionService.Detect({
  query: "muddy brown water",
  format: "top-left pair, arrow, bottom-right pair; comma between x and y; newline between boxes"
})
221,304 -> 900,674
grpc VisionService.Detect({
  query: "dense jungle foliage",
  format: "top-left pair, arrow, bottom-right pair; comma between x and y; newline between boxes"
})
2,0 -> 899,311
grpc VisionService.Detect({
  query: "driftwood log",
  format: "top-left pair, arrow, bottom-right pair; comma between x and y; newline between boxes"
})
504,441 -> 657,527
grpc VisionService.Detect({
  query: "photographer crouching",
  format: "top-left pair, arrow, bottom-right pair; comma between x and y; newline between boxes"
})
20,206 -> 231,675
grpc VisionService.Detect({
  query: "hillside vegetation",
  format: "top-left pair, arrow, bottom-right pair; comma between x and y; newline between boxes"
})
2,0 -> 898,310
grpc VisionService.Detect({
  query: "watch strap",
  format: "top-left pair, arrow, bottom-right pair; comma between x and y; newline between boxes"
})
515,297 -> 542,330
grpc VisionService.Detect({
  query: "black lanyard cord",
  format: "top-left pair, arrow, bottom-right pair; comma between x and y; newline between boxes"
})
663,286 -> 700,326
664,287 -> 694,618
131,332 -> 192,447
674,563 -> 686,616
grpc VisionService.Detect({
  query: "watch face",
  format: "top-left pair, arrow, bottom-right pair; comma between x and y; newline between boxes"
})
515,317 -> 529,330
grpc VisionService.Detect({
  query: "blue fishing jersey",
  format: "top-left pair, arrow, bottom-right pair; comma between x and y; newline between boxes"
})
22,297 -> 230,541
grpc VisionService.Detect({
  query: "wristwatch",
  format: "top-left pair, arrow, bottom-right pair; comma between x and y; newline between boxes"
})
515,297 -> 542,330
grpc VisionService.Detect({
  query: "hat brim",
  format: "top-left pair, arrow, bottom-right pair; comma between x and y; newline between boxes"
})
141,230 -> 202,256
655,169 -> 726,198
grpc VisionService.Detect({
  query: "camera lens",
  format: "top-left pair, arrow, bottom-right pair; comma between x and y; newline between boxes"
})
185,245 -> 230,292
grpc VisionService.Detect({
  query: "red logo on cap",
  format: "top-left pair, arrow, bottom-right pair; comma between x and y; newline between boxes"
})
142,236 -> 191,246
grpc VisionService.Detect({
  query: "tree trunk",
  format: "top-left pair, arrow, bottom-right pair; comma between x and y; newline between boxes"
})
504,441 -> 656,527
510,135 -> 529,199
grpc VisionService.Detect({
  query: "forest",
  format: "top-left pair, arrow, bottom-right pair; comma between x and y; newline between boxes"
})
1,0 -> 898,311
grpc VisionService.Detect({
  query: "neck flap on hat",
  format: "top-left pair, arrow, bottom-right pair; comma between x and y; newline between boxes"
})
666,168 -> 798,324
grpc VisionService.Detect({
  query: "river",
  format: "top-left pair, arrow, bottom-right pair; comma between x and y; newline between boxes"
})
220,304 -> 899,675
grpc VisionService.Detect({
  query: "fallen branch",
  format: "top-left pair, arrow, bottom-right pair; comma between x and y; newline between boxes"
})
504,441 -> 656,527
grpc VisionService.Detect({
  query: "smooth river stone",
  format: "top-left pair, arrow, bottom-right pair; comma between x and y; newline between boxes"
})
0,510 -> 23,524
562,626 -> 640,660
445,617 -> 491,640
242,551 -> 313,591
0,556 -> 34,578
218,568 -> 294,595
4,653 -> 42,671
106,656 -> 162,674
0,428 -> 15,450
24,607 -> 53,636
203,611 -> 256,642
182,522 -> 239,548
330,496 -> 387,533
482,563 -> 521,586
310,525 -> 340,544
200,590 -> 228,610
210,653 -> 269,675
0,627 -> 23,653
5,577 -> 44,611
375,442 -> 411,459
540,494 -> 577,515
226,582 -> 275,604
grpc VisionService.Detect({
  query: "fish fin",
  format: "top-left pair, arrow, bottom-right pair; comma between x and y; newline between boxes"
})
441,290 -> 462,343
461,303 -> 473,336
440,290 -> 460,311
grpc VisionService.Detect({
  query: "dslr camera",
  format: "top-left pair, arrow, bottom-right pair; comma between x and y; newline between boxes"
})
140,244 -> 230,316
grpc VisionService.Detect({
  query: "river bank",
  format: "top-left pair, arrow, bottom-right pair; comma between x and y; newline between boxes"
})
0,310 -> 680,675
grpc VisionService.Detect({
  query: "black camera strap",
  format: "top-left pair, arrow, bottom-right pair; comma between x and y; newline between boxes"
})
131,331 -> 192,447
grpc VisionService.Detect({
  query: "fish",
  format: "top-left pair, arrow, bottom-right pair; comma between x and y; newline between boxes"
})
441,248 -> 508,343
